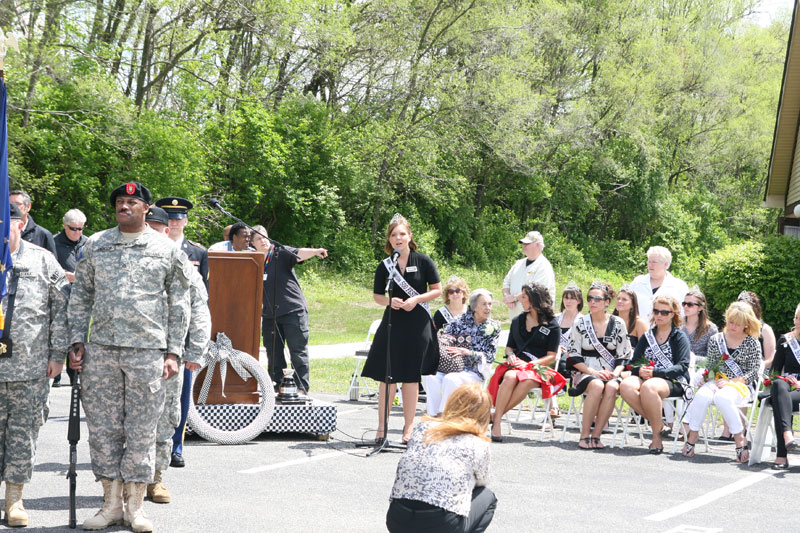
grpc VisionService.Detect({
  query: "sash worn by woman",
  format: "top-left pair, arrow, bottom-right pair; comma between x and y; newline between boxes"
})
566,281 -> 632,450
362,214 -> 442,444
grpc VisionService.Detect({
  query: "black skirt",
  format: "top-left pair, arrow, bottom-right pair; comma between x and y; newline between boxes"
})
362,305 -> 440,383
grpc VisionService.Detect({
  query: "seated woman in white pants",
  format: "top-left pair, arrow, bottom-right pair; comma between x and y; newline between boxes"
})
683,301 -> 762,463
424,290 -> 500,417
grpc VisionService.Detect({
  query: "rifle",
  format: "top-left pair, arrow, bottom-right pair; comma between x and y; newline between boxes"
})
67,372 -> 81,529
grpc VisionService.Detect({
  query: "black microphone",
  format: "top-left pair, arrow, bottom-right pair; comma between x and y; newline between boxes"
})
390,249 -> 401,264
207,198 -> 221,209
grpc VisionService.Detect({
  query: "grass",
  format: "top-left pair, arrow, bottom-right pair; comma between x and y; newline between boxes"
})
301,260 -> 632,346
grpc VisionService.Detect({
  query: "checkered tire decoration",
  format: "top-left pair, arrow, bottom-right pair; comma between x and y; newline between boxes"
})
188,401 -> 337,436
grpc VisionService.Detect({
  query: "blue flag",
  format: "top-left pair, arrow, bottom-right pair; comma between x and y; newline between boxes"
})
0,76 -> 13,336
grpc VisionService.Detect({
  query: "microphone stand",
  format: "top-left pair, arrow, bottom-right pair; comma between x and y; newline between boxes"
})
209,200 -> 305,394
357,253 -> 406,455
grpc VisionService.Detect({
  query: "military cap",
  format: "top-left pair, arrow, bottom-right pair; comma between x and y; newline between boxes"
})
110,182 -> 152,206
9,203 -> 22,219
155,197 -> 193,219
146,206 -> 170,226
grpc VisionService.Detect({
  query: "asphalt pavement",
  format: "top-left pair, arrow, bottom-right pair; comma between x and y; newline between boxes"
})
9,383 -> 800,532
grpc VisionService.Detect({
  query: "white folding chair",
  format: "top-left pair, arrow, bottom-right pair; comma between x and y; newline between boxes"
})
347,319 -> 381,401
672,360 -> 765,453
560,392 -> 584,443
512,352 -> 562,441
610,397 -> 647,449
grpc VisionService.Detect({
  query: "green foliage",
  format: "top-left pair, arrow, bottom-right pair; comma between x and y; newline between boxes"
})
1,0 -> 788,285
702,236 -> 800,333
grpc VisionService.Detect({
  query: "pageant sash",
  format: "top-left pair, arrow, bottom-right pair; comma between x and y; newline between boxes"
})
788,335 -> 800,369
716,334 -> 744,378
557,312 -> 571,348
583,315 -> 616,369
383,257 -> 429,313
644,330 -> 672,369
438,305 -> 456,325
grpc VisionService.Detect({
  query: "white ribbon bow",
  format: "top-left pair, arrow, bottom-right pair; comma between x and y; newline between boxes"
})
197,332 -> 252,404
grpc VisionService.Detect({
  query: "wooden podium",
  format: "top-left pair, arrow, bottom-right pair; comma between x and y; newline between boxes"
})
193,251 -> 264,404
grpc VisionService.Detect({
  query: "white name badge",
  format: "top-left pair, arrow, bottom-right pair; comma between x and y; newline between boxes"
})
406,266 -> 418,272
539,327 -> 551,336
263,274 -> 268,281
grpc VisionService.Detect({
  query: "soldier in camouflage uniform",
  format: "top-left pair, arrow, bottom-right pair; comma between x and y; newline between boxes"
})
144,207 -> 210,504
0,203 -> 69,528
68,183 -> 190,533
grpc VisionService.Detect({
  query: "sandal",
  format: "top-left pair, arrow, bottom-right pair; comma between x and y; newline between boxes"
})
735,446 -> 750,464
550,408 -> 561,419
591,437 -> 604,449
682,441 -> 696,458
578,437 -> 593,450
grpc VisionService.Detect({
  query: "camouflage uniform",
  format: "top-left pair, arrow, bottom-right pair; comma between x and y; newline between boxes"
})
155,268 -> 210,471
68,226 -> 190,483
0,241 -> 69,484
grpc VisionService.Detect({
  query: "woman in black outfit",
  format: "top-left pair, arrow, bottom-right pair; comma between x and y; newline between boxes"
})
768,303 -> 800,469
362,214 -> 442,443
489,283 -> 565,442
619,295 -> 690,454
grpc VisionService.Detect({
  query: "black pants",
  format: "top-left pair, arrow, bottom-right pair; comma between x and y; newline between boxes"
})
386,487 -> 497,533
262,311 -> 310,392
768,379 -> 800,457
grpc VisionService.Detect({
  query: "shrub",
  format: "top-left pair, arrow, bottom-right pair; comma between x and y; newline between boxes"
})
702,236 -> 800,333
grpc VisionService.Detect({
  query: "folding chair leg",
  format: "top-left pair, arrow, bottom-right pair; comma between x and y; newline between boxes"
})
749,401 -> 774,466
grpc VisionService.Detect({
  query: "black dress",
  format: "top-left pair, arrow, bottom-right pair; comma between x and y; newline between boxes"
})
362,251 -> 441,383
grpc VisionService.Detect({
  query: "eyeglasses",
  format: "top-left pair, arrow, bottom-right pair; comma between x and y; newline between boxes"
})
682,301 -> 700,307
652,309 -> 673,316
586,296 -> 606,303
67,225 -> 85,232
447,289 -> 462,294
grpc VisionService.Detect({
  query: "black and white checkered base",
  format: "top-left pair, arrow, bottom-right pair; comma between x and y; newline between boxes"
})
188,400 -> 337,437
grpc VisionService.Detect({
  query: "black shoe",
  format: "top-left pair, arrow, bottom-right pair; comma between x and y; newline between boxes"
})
772,462 -> 789,470
170,452 -> 185,468
786,439 -> 798,452
51,380 -> 62,388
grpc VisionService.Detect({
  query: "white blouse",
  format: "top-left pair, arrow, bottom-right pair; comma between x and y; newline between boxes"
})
390,421 -> 491,516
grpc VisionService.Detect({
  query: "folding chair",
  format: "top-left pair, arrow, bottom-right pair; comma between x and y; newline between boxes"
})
347,319 -> 381,401
512,352 -> 562,441
610,397 -> 647,449
560,392 -> 584,443
672,360 -> 765,453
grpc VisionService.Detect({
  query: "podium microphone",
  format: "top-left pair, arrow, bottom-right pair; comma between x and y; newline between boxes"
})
390,249 -> 401,264
207,198 -> 222,210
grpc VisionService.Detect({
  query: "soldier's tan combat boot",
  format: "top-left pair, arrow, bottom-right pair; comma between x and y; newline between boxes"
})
123,482 -> 153,532
5,482 -> 28,527
146,470 -> 171,503
82,478 -> 123,530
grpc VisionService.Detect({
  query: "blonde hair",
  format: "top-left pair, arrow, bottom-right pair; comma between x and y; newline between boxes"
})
650,295 -> 682,328
384,214 -> 418,255
724,301 -> 761,338
423,384 -> 491,443
443,275 -> 469,305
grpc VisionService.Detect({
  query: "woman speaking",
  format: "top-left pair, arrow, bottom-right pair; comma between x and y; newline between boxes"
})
362,214 -> 442,444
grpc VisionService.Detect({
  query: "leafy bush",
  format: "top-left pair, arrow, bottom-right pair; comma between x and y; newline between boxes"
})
703,236 -> 800,333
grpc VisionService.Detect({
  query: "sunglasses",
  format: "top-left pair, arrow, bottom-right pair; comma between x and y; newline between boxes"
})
682,301 -> 700,307
67,225 -> 85,232
586,295 -> 606,303
448,289 -> 462,294
652,309 -> 673,316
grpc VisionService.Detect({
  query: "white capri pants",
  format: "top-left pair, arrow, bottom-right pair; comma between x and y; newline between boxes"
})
423,371 -> 483,416
686,382 -> 750,435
